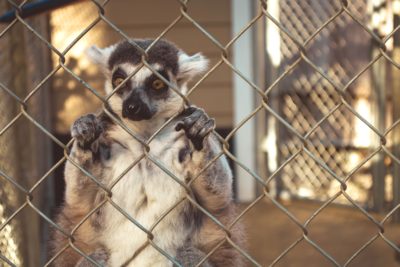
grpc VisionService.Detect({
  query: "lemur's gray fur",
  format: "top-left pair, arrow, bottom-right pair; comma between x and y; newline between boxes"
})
49,39 -> 245,267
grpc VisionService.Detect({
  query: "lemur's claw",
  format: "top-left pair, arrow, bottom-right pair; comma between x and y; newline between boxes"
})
71,114 -> 103,149
176,107 -> 215,151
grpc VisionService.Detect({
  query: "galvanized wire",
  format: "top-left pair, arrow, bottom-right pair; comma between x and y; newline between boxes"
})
0,0 -> 400,266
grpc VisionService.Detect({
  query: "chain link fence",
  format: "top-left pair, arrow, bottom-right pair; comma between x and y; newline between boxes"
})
1,0 -> 400,266
271,0 -> 372,204
265,0 -> 400,211
267,0 -> 384,206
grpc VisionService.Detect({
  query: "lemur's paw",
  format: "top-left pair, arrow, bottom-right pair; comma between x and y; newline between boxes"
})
176,106 -> 215,151
71,114 -> 103,149
76,248 -> 109,267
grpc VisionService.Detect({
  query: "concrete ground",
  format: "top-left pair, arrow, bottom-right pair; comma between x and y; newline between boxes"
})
240,199 -> 400,267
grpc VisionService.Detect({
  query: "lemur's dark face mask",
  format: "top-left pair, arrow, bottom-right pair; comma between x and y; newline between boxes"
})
121,90 -> 155,121
112,68 -> 170,121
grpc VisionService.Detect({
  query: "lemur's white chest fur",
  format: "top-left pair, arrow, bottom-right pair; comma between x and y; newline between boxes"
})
101,123 -> 191,267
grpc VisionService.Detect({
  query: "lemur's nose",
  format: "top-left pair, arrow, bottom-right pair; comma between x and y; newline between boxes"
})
128,104 -> 140,114
122,90 -> 153,120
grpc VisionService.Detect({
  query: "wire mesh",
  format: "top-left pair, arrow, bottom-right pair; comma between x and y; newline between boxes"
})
0,0 -> 400,266
270,0 -> 378,204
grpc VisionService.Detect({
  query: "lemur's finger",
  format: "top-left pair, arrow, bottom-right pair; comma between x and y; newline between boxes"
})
175,122 -> 184,131
175,109 -> 203,132
187,116 -> 214,151
197,119 -> 215,139
175,106 -> 197,131
190,118 -> 214,151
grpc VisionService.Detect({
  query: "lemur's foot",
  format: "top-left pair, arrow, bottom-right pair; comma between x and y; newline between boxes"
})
176,106 -> 215,151
76,248 -> 109,267
71,114 -> 103,149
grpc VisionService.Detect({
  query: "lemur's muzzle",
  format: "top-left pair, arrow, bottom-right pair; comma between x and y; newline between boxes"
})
122,92 -> 154,121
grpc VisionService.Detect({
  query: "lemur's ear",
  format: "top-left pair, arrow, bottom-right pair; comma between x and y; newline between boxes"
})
86,45 -> 115,74
177,52 -> 209,83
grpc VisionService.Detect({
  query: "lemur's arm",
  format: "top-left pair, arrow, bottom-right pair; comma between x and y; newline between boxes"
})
65,114 -> 105,207
177,107 -> 246,267
50,114 -> 109,267
176,106 -> 233,211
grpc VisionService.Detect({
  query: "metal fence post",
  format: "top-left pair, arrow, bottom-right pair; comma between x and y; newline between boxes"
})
370,47 -> 386,212
392,0 -> 400,222
231,0 -> 257,202
254,2 -> 267,196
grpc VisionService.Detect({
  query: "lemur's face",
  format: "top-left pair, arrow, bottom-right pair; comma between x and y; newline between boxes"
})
86,39 -> 208,121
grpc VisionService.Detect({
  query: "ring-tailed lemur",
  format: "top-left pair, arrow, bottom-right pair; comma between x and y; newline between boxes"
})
49,39 -> 245,267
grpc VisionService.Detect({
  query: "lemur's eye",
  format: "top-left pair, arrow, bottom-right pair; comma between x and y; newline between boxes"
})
152,79 -> 166,90
113,77 -> 125,88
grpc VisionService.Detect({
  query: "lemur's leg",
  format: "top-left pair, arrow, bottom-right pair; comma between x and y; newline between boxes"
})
50,114 -> 108,267
176,107 -> 246,267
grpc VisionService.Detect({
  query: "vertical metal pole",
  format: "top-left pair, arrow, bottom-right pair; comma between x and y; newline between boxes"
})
254,3 -> 267,196
231,0 -> 256,202
370,0 -> 387,212
23,14 -> 54,263
371,48 -> 386,212
264,0 -> 281,198
392,0 -> 400,222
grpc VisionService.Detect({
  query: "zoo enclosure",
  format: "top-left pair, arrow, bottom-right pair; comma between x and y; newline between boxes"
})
1,0 -> 400,266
